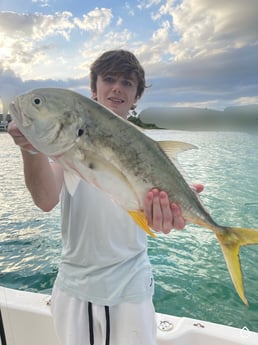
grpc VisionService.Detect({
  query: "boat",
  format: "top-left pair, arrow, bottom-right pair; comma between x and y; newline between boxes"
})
1,286 -> 258,345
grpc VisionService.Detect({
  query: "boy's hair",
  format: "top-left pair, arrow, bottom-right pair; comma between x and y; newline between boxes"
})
90,50 -> 146,99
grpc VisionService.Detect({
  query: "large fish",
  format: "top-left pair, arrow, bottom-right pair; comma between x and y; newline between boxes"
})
9,88 -> 258,305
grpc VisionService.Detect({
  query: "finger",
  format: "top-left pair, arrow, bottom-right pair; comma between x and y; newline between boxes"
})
7,121 -> 37,152
171,203 -> 186,230
159,191 -> 173,234
151,189 -> 163,231
15,135 -> 30,149
8,122 -> 25,145
7,121 -> 22,137
191,183 -> 204,194
144,190 -> 154,227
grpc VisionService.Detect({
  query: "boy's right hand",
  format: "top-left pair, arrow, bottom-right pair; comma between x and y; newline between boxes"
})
7,121 -> 38,154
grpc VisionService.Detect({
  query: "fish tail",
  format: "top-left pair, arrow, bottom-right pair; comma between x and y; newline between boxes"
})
215,226 -> 258,306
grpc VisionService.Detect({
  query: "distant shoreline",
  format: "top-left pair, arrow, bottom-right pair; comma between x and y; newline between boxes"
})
138,104 -> 258,131
0,121 -> 8,132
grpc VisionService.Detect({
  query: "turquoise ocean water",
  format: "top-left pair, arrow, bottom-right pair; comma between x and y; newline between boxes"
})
1,130 -> 258,332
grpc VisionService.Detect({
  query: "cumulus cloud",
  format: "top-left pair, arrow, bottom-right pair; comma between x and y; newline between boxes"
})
137,0 -> 162,10
116,17 -> 123,26
124,2 -> 135,16
0,66 -> 23,114
0,11 -> 75,78
80,28 -> 133,71
0,62 -> 90,115
132,0 -> 258,108
74,8 -> 113,34
0,11 -> 74,40
151,20 -> 170,44
157,0 -> 258,59
32,0 -> 50,7
0,1 -> 257,110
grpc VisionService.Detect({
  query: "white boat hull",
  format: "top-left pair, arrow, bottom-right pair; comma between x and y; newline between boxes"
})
1,286 -> 257,345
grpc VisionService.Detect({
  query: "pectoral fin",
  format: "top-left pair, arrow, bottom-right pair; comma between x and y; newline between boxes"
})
128,210 -> 156,238
64,170 -> 81,196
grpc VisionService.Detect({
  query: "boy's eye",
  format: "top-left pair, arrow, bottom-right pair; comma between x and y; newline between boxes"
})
103,76 -> 135,88
104,76 -> 115,83
122,80 -> 132,87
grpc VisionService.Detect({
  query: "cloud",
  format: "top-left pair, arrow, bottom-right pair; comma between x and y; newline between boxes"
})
131,0 -> 258,109
135,43 -> 258,109
79,28 -> 133,72
158,0 -> 258,59
0,63 -> 90,115
116,17 -> 123,26
151,20 -> 170,44
74,8 -> 113,34
0,11 -> 74,40
124,2 -> 135,16
0,11 -> 75,76
137,0 -> 162,10
0,8 -> 113,79
32,0 -> 50,7
0,1 -> 257,112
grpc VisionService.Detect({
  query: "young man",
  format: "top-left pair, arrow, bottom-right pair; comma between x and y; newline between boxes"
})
8,50 -> 202,345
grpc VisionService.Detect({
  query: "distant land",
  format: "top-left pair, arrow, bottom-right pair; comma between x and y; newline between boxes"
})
2,104 -> 258,132
138,104 -> 258,131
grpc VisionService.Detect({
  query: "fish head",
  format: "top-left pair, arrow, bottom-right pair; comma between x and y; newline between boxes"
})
9,88 -> 86,157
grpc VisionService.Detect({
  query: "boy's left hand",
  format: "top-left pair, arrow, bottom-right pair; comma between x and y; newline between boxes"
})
144,183 -> 204,234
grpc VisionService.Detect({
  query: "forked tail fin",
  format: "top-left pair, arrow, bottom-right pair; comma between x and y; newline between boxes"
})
216,226 -> 258,306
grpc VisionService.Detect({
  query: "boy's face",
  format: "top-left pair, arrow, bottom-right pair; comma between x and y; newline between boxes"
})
93,74 -> 138,119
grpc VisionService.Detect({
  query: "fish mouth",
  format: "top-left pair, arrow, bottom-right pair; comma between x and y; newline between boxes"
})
9,101 -> 18,120
9,100 -> 34,128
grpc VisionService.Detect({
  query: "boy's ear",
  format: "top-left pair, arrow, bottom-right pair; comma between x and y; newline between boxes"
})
92,91 -> 97,100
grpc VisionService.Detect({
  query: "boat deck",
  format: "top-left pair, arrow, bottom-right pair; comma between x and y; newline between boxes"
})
1,287 -> 258,345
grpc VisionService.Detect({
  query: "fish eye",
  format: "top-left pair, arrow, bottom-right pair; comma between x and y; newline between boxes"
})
77,128 -> 84,137
33,97 -> 42,106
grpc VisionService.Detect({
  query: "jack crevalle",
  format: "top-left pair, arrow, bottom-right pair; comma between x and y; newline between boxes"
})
9,88 -> 258,305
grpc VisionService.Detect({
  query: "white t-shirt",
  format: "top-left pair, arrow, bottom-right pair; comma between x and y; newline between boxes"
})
54,179 -> 154,306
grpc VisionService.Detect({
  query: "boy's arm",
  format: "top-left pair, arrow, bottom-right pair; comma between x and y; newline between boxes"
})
8,121 -> 64,212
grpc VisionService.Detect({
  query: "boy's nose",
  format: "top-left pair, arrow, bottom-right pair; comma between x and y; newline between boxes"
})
112,81 -> 121,93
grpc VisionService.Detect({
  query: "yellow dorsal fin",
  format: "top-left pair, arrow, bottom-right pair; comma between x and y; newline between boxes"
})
158,141 -> 197,161
128,210 -> 156,238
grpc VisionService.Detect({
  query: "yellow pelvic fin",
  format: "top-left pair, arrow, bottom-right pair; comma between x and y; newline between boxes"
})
216,226 -> 258,306
128,210 -> 156,238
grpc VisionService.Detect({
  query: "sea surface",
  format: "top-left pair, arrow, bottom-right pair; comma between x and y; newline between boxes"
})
1,130 -> 258,332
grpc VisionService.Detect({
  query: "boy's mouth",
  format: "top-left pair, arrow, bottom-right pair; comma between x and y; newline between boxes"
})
108,97 -> 124,104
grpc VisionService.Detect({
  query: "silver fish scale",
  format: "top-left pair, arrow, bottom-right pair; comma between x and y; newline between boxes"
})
11,88 -> 218,230
78,95 -> 218,229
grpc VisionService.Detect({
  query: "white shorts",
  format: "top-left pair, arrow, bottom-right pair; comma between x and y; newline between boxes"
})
51,286 -> 157,345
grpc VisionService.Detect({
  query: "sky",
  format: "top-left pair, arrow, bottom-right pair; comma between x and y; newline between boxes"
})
0,0 -> 258,115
